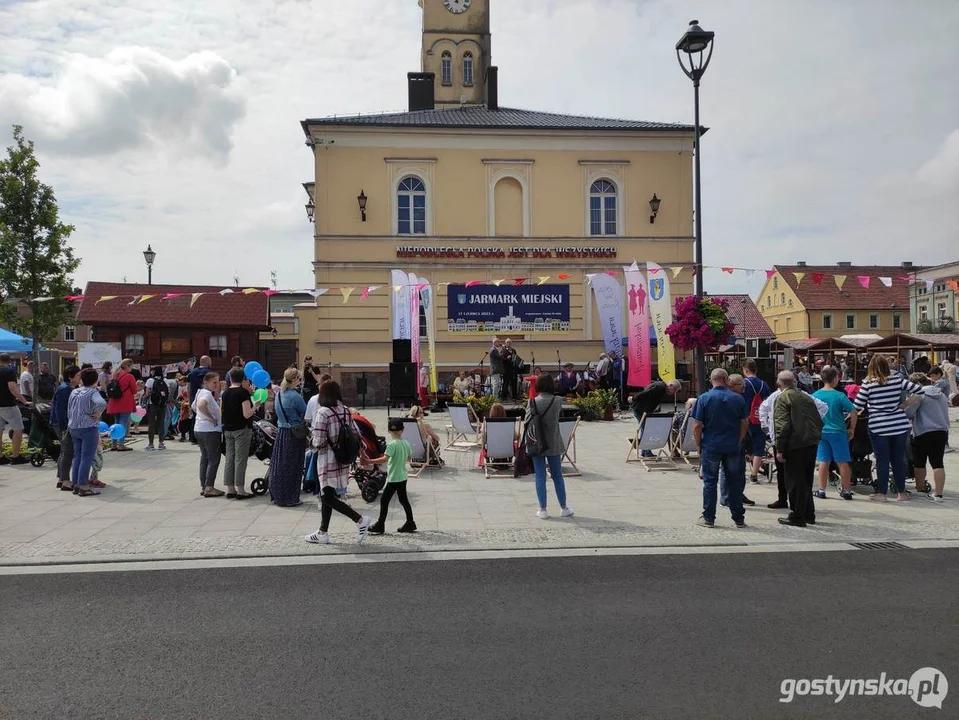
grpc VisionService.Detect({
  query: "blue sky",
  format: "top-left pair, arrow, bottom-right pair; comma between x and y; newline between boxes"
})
1,0 -> 956,295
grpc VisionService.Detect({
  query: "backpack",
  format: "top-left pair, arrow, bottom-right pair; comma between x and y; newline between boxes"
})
329,408 -> 361,466
150,378 -> 170,407
106,379 -> 124,400
37,372 -> 57,399
746,376 -> 765,425
524,395 -> 555,457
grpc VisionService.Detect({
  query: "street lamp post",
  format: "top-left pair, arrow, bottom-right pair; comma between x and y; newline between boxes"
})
143,244 -> 157,285
676,19 -> 714,393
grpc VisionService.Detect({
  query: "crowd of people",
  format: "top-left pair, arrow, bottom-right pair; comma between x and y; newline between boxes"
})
690,355 -> 951,529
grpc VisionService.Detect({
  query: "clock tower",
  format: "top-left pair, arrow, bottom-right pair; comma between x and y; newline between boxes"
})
419,0 -> 491,108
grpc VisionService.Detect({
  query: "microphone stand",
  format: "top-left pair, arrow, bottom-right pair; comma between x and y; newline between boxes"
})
476,351 -> 489,395
555,349 -> 562,376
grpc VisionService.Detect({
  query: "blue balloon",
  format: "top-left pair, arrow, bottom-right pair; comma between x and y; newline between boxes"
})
109,424 -> 127,441
98,421 -> 109,433
252,369 -> 271,389
244,362 -> 263,380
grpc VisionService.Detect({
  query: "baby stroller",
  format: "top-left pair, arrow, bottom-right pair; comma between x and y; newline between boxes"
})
351,413 -> 387,503
26,403 -> 60,467
249,419 -> 276,496
829,411 -> 874,490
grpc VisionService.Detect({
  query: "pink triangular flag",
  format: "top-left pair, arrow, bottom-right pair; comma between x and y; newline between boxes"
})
765,269 -> 776,280
361,285 -> 381,299
162,293 -> 183,301
857,275 -> 870,289
465,280 -> 482,287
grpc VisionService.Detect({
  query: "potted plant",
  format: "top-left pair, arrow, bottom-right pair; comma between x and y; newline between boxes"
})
453,392 -> 498,420
665,296 -> 735,351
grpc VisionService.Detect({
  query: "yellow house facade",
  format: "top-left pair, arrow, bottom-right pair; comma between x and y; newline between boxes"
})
757,264 -> 911,341
298,0 -> 697,401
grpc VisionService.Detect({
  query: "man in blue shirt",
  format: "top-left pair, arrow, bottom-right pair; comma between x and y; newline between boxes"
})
742,360 -> 772,483
692,368 -> 749,528
188,356 -> 212,402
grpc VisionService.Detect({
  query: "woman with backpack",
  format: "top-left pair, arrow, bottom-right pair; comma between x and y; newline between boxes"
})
269,367 -> 309,507
105,358 -> 138,451
524,373 -> 574,520
144,367 -> 171,451
305,380 -> 372,545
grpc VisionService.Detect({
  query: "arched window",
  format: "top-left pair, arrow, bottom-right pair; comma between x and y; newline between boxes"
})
463,52 -> 474,86
397,176 -> 427,235
441,51 -> 452,85
780,293 -> 786,305
589,179 -> 617,236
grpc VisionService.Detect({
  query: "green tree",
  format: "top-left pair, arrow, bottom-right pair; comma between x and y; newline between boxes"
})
0,125 -> 79,361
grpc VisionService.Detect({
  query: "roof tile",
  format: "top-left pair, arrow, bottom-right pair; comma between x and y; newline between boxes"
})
773,265 -> 913,311
713,294 -> 776,339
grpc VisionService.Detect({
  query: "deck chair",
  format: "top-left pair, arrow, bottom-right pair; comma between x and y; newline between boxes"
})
401,418 -> 439,478
676,413 -> 700,469
445,404 -> 480,451
626,413 -> 677,471
558,417 -> 581,477
482,417 -> 518,478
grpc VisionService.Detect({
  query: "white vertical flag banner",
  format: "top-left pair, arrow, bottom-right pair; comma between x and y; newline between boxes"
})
408,272 -> 420,366
646,262 -> 676,382
589,273 -> 624,358
391,269 -> 411,340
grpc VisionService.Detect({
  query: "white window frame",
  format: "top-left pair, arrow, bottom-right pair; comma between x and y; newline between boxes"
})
893,313 -> 902,330
64,325 -> 75,341
462,52 -> 474,86
869,313 -> 879,330
588,178 -> 618,236
441,51 -> 452,85
125,333 -> 145,356
937,301 -> 947,319
822,314 -> 833,330
846,313 -> 856,330
209,334 -> 228,358
919,305 -> 929,321
396,174 -> 428,236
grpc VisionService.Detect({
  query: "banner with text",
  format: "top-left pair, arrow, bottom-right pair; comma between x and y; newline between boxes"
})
408,272 -> 420,366
623,263 -> 652,387
391,269 -> 411,340
420,279 -> 438,392
646,262 -> 676,382
446,285 -> 571,334
588,273 -> 624,358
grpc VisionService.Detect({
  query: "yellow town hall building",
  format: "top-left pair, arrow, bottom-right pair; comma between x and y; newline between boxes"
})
297,0 -> 697,402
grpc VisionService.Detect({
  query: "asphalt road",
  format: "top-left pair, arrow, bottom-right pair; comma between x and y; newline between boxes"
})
1,550 -> 956,719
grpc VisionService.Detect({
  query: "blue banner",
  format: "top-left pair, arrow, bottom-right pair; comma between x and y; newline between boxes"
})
446,285 -> 570,334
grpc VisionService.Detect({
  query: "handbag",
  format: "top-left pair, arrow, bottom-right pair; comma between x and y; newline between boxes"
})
278,391 -> 309,440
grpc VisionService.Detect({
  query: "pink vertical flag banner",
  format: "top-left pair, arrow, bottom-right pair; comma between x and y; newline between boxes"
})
623,262 -> 652,388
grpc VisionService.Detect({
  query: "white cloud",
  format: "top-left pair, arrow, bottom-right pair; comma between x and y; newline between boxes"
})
0,47 -> 245,162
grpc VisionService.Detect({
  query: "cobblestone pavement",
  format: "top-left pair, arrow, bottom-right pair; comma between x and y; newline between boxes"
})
2,409 -> 957,563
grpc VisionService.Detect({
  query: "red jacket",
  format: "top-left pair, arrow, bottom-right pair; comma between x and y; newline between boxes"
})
106,371 -> 138,414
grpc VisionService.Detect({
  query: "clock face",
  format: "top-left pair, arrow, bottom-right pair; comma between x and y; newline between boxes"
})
444,0 -> 471,14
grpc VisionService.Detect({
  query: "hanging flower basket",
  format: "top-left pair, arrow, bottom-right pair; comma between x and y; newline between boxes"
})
665,296 -> 735,351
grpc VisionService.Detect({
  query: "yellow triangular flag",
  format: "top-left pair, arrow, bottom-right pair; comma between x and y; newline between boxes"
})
137,294 -> 156,304
340,287 -> 355,303
242,288 -> 259,295
95,296 -> 117,305
670,266 -> 683,280
393,285 -> 404,294
493,279 -> 505,287
190,293 -> 204,307
538,276 -> 550,285
834,275 -> 846,290
793,272 -> 805,286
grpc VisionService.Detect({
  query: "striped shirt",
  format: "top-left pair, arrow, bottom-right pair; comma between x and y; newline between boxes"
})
853,377 -> 921,436
67,387 -> 107,430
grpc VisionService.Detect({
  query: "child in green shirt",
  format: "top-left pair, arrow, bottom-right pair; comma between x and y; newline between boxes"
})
366,419 -> 417,535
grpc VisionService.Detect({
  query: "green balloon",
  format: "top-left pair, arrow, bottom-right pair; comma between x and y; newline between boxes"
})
253,388 -> 268,403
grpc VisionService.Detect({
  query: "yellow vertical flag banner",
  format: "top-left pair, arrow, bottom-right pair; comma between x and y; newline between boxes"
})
646,262 -> 676,382
419,279 -> 439,392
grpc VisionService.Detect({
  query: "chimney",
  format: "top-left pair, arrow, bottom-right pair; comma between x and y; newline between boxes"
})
837,261 -> 852,268
796,261 -> 807,267
408,72 -> 435,112
901,261 -> 914,268
485,66 -> 499,110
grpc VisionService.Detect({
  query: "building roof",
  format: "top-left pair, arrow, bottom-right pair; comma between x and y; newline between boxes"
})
865,333 -> 959,351
713,294 -> 776,339
77,283 -> 270,329
302,106 -> 697,134
772,265 -> 912,311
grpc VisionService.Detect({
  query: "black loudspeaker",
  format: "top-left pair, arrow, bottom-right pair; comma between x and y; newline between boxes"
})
747,338 -> 772,359
676,362 -> 691,381
356,377 -> 368,395
754,358 -> 777,387
389,363 -> 417,404
392,339 -> 412,363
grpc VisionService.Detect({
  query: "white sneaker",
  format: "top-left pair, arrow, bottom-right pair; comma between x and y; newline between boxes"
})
561,506 -> 574,518
355,516 -> 372,544
933,495 -> 945,503
305,532 -> 329,545
536,509 -> 548,520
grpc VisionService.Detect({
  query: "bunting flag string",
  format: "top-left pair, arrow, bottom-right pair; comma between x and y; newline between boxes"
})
857,276 -> 870,289
340,287 -> 355,304
190,293 -> 203,308
669,266 -> 684,280
835,275 -> 847,290
793,272 -> 805,286
765,269 -> 776,280
879,277 -> 893,288
811,273 -> 824,286
744,269 -> 755,280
